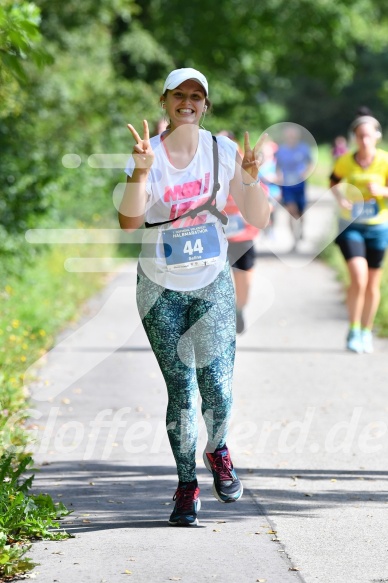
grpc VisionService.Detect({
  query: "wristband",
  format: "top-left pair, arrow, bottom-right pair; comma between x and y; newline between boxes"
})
243,176 -> 261,187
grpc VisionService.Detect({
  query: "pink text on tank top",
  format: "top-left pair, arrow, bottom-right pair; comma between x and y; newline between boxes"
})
164,172 -> 211,224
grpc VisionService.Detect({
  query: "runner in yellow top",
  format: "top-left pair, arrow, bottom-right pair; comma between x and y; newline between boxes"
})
330,110 -> 388,353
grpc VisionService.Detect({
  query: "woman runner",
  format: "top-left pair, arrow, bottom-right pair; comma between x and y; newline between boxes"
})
119,68 -> 270,525
330,111 -> 388,353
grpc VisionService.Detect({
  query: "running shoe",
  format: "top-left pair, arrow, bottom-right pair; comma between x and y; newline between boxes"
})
236,310 -> 245,334
361,329 -> 374,354
203,446 -> 243,503
168,483 -> 201,526
346,328 -> 363,353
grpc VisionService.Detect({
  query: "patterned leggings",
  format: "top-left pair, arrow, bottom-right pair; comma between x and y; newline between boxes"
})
136,263 -> 236,482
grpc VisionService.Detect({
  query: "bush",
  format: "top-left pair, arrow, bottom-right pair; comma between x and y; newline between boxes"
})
0,453 -> 71,579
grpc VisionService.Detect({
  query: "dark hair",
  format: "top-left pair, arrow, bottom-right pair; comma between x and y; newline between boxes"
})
355,106 -> 373,118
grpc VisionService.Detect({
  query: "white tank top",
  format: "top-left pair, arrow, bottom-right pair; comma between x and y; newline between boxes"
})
125,130 -> 237,291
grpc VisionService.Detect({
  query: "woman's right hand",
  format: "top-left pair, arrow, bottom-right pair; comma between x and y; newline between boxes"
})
127,120 -> 154,170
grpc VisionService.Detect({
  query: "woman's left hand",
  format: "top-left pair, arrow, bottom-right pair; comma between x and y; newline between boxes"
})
242,132 -> 268,180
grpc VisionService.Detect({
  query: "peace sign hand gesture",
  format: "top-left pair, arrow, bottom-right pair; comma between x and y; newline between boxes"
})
127,120 -> 154,170
242,132 -> 267,180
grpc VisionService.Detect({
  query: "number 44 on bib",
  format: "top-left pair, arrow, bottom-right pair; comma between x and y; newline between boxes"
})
162,223 -> 221,270
184,238 -> 204,256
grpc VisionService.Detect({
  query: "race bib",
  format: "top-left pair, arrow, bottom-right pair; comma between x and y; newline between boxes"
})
162,223 -> 221,270
224,214 -> 245,238
352,199 -> 378,221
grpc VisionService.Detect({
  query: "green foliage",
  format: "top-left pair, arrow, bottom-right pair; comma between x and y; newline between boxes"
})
377,264 -> 388,336
130,0 -> 388,136
280,49 -> 388,142
0,532 -> 36,581
0,244 -> 111,389
0,453 -> 71,579
0,454 -> 70,541
0,1 -> 53,81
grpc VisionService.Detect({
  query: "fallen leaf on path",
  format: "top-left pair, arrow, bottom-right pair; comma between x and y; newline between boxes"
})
255,532 -> 261,535
82,519 -> 91,523
216,520 -> 226,523
330,479 -> 337,482
213,529 -> 221,532
304,493 -> 313,497
89,482 -> 95,486
267,530 -> 277,534
61,398 -> 71,404
289,567 -> 300,571
257,579 -> 267,582
169,578 -> 181,581
123,570 -> 132,575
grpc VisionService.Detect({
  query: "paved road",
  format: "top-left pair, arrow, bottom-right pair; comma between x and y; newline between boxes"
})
28,187 -> 388,583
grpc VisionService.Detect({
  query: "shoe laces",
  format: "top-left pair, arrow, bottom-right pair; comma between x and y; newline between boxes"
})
212,451 -> 234,483
173,484 -> 198,512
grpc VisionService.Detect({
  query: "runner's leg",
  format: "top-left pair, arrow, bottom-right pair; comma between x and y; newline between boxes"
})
137,273 -> 199,482
187,265 -> 236,451
346,257 -> 368,324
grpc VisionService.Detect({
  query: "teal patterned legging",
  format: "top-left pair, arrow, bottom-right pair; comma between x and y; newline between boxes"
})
136,263 -> 236,482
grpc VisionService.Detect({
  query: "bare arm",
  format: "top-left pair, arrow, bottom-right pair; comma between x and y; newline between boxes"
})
118,120 -> 154,230
229,132 -> 271,229
329,178 -> 353,210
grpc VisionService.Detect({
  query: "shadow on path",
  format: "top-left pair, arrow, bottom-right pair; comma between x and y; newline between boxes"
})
30,461 -> 388,534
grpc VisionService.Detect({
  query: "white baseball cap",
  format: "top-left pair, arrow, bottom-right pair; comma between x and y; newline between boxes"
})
163,68 -> 208,96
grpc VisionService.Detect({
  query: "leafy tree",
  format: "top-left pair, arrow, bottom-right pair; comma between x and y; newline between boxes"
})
0,1 -> 52,114
280,48 -> 388,143
123,0 -> 388,137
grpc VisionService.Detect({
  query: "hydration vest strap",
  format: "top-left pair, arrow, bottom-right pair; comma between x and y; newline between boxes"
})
144,135 -> 225,228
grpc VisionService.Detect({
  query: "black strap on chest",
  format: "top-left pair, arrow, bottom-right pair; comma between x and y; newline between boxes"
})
144,135 -> 228,228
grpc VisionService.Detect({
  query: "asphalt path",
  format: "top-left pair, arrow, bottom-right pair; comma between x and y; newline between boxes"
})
28,187 -> 388,583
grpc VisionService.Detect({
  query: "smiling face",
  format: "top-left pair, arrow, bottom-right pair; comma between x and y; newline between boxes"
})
163,80 -> 206,129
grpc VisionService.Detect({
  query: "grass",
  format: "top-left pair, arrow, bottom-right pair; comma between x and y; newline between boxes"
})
0,244 -> 109,450
309,143 -> 332,188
